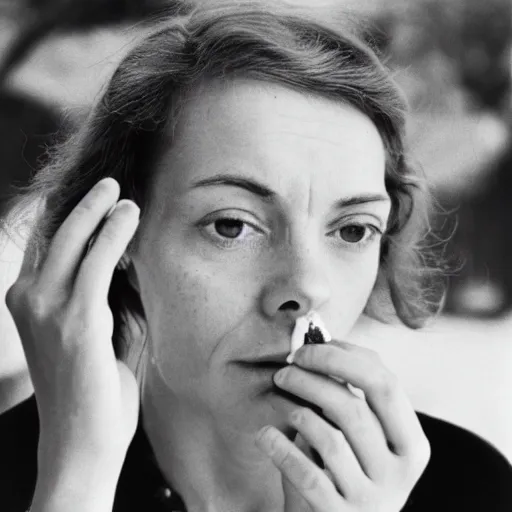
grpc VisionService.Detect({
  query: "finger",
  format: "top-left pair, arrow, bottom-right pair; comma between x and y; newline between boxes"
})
293,342 -> 427,456
274,365 -> 389,479
74,199 -> 140,302
281,468 -> 314,511
294,432 -> 323,468
255,425 -> 343,512
290,407 -> 370,501
38,178 -> 120,291
284,434 -> 316,512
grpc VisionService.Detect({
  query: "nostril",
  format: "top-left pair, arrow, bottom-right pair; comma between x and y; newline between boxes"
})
279,300 -> 300,311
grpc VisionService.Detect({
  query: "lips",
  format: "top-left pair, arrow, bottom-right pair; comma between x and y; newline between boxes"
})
236,353 -> 289,369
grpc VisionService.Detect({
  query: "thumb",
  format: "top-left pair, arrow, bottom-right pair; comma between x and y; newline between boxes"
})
116,360 -> 140,441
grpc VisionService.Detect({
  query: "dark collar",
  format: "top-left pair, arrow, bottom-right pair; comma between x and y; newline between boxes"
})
3,395 -> 512,512
115,420 -> 187,511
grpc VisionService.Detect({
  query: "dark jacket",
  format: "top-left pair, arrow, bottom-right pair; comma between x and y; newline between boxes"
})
2,395 -> 512,511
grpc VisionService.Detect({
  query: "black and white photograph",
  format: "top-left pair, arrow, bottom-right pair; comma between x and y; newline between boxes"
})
1,1 -> 511,511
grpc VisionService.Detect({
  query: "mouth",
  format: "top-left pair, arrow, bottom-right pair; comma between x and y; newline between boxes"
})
234,360 -> 288,371
235,353 -> 290,369
233,358 -> 324,424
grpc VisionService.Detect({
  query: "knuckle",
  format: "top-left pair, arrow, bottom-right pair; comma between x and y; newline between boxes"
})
25,289 -> 50,319
5,282 -> 24,312
301,467 -> 321,491
65,300 -> 101,335
321,429 -> 346,461
400,438 -> 431,484
279,449 -> 321,491
272,441 -> 321,491
346,396 -> 368,426
410,438 -> 431,473
275,444 -> 294,469
67,293 -> 92,316
364,346 -> 383,365
59,307 -> 83,341
370,368 -> 398,400
294,406 -> 310,422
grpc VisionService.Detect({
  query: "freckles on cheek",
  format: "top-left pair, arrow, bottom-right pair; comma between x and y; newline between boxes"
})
146,253 -> 253,341
151,260 -> 210,315
144,261 -> 221,378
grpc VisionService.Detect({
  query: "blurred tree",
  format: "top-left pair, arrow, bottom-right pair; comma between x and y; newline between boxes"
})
367,0 -> 511,316
423,0 -> 511,113
368,0 -> 511,114
0,0 -> 184,82
0,90 -> 62,217
0,0 -> 186,212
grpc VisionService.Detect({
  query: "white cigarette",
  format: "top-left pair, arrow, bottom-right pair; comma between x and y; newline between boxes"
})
287,311 -> 331,364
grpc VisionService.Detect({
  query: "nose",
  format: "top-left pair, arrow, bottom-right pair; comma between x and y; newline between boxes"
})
260,240 -> 331,323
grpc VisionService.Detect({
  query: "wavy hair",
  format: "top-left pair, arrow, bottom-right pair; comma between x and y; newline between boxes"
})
6,1 -> 444,358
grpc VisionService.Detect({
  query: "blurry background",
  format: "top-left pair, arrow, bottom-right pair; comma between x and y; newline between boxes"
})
0,0 -> 511,459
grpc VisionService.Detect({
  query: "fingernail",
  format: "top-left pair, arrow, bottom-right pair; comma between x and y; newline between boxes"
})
255,426 -> 273,450
116,201 -> 141,221
116,199 -> 139,213
273,366 -> 288,384
291,348 -> 303,363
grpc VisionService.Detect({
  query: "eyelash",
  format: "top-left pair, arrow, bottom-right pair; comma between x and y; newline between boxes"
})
198,215 -> 383,250
198,215 -> 266,249
327,223 -> 383,251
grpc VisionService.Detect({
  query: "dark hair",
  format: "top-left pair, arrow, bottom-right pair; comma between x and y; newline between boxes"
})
6,1 -> 443,357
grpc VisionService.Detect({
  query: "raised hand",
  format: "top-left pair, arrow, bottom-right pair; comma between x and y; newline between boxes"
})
6,178 -> 141,512
256,341 -> 431,512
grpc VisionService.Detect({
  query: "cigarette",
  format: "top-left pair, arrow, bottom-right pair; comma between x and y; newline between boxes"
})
287,311 -> 331,364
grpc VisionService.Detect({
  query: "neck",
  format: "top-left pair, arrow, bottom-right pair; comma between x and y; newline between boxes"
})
142,373 -> 285,512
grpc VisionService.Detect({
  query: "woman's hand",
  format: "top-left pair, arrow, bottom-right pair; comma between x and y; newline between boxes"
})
256,341 -> 431,512
6,178 -> 141,511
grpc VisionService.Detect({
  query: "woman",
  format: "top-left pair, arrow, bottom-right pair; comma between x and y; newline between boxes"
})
2,3 -> 511,511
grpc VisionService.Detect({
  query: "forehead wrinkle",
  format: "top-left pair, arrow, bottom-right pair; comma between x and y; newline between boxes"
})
308,175 -> 313,220
266,129 -> 345,148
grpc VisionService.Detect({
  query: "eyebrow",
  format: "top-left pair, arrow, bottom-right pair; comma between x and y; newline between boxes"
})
190,174 -> 276,201
189,174 -> 390,207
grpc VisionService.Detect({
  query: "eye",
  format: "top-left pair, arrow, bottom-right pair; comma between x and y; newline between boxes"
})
338,225 -> 367,243
214,218 -> 245,239
328,221 -> 382,249
198,213 -> 266,248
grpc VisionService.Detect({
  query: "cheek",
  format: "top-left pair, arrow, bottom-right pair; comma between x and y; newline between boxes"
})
137,246 -> 262,397
329,249 -> 381,334
137,246 -> 256,363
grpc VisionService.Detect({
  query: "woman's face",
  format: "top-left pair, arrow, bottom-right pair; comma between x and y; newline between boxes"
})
132,79 -> 390,432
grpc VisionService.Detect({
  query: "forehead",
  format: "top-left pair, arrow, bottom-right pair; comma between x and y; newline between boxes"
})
152,78 -> 386,200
